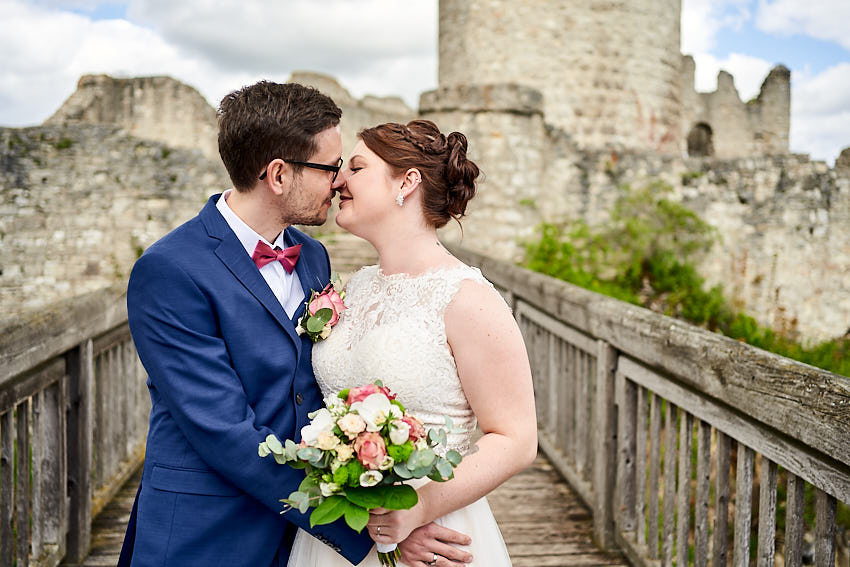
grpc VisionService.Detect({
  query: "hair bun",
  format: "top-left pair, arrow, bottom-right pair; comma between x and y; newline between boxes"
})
443,132 -> 479,221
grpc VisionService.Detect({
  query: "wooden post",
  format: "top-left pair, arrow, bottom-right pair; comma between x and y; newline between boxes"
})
592,340 -> 617,550
66,339 -> 94,563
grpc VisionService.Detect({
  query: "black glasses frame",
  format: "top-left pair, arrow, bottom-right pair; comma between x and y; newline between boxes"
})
259,157 -> 343,183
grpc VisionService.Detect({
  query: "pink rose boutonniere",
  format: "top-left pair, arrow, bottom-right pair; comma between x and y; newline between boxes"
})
296,273 -> 347,342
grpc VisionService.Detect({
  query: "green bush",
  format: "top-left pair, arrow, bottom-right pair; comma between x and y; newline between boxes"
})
522,182 -> 849,377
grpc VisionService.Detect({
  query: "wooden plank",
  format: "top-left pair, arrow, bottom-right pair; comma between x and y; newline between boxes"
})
516,300 -> 598,354
814,489 -> 836,567
647,392 -> 662,560
457,249 -> 850,469
756,458 -> 778,567
615,372 -> 636,536
617,355 -> 850,502
91,324 -> 131,358
693,420 -> 711,567
0,358 -> 65,416
784,473 -> 805,567
43,380 -> 67,558
31,390 -> 44,560
1,410 -> 14,566
661,403 -> 677,567
575,349 -> 589,477
732,444 -> 754,567
66,340 -> 94,563
713,431 -> 732,567
557,338 -> 569,451
16,399 -> 31,567
675,412 -> 693,567
592,340 -> 617,551
635,386 -> 648,548
548,334 -> 559,443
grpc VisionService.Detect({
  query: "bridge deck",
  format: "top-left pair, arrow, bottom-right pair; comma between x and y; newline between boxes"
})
63,453 -> 626,567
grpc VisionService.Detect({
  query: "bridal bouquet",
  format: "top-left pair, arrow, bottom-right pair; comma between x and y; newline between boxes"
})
259,382 -> 463,567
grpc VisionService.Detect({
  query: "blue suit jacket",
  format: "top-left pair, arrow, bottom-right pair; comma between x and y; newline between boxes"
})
124,195 -> 372,566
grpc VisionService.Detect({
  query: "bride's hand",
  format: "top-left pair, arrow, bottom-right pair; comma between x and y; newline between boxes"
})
367,505 -> 425,545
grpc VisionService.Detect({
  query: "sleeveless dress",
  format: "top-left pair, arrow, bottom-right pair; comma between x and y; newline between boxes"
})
286,264 -> 513,566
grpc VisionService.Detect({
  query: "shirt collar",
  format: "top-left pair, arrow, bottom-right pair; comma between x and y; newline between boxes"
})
216,189 -> 287,256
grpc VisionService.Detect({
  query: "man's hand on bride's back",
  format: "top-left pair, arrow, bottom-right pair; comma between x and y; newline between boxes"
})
398,523 -> 473,566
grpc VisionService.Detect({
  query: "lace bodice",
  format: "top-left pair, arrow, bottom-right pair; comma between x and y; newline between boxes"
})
312,263 -> 499,455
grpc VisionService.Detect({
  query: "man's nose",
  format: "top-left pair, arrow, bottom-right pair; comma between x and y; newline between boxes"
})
331,171 -> 346,191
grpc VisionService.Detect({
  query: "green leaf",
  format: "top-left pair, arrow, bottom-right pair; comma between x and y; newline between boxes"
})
282,491 -> 311,514
343,503 -> 370,532
285,439 -> 300,461
298,475 -> 318,494
297,447 -> 324,463
338,388 -> 350,400
258,442 -> 271,458
345,486 -> 387,509
390,399 -> 406,413
314,308 -> 333,324
310,495 -> 349,527
381,485 -> 418,510
273,452 -> 287,465
445,450 -> 462,466
410,465 -> 433,478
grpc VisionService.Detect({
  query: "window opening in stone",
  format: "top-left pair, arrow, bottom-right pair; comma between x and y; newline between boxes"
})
687,123 -> 714,157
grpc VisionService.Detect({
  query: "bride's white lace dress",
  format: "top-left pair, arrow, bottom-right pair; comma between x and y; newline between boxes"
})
287,264 -> 512,566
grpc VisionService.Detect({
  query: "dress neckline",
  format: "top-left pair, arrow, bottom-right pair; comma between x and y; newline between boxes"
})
373,262 -> 473,281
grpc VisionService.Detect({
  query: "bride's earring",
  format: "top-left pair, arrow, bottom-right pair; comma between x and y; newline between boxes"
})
396,191 -> 404,207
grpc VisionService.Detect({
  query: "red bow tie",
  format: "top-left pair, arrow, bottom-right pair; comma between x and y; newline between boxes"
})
252,241 -> 302,274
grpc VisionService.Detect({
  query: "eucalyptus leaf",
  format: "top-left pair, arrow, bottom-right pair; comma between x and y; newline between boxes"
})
273,452 -> 287,465
258,442 -> 271,458
266,434 -> 284,454
393,463 -> 413,479
344,503 -> 370,532
435,459 -> 455,480
314,308 -> 333,324
411,465 -> 433,478
309,495 -> 348,527
285,439 -> 300,461
445,450 -> 462,466
298,476 -> 318,493
306,316 -> 326,333
418,448 -> 436,467
297,447 -> 323,462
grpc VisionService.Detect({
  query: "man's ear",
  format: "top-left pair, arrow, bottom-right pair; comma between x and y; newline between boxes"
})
263,159 -> 289,196
399,168 -> 422,200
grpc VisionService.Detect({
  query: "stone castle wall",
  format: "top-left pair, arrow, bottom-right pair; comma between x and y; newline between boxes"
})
0,124 -> 226,316
439,0 -> 790,159
46,74 -> 220,160
422,84 -> 850,341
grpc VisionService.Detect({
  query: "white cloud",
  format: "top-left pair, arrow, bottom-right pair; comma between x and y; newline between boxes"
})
791,63 -> 850,163
691,52 -> 774,101
756,0 -> 850,50
0,0 -> 437,127
681,0 -> 752,55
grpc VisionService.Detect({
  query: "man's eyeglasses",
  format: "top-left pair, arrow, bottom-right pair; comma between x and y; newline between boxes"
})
259,157 -> 344,183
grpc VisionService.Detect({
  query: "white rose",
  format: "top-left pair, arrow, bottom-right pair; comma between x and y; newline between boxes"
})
319,323 -> 332,339
300,408 -> 334,445
351,393 -> 402,432
320,482 -> 340,497
337,413 -> 367,439
359,470 -> 383,487
316,430 -> 340,451
336,444 -> 354,462
389,420 -> 411,445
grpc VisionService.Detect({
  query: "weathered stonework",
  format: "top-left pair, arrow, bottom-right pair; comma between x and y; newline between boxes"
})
423,84 -> 850,341
438,0 -> 790,159
46,74 -> 220,160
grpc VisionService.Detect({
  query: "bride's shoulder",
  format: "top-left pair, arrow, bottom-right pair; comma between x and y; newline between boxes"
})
343,264 -> 379,289
445,264 -> 511,313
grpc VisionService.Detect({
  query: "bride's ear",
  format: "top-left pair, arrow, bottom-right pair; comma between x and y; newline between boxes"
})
398,168 -> 422,201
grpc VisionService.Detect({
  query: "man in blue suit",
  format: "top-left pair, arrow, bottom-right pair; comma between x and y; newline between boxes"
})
119,81 -> 371,566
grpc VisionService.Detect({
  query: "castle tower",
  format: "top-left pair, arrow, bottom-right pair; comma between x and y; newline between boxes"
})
438,0 -> 683,154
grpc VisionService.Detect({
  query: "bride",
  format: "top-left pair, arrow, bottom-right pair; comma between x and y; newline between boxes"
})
287,120 -> 537,567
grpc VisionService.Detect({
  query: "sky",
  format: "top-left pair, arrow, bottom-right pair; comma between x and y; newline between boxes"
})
0,0 -> 847,164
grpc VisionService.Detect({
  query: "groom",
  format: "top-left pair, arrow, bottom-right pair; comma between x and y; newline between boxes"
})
119,81 -> 472,566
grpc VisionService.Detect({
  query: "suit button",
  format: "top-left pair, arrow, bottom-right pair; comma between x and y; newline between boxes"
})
295,393 -> 303,405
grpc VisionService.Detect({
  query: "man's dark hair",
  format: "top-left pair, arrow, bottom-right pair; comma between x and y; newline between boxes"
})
217,81 -> 342,191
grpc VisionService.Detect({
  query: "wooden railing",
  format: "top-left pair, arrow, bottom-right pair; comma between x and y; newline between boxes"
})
0,287 -> 149,567
454,248 -> 850,567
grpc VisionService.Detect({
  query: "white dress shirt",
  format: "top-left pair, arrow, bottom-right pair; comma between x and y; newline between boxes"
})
216,190 -> 305,318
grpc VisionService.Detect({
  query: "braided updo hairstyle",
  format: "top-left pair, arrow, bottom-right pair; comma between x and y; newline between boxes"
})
358,120 -> 480,228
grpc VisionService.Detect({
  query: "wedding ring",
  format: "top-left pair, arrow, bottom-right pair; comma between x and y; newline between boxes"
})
427,552 -> 438,565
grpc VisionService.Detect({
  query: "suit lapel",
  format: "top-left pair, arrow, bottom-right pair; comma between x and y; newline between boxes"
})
286,227 -> 325,323
200,196 -> 302,354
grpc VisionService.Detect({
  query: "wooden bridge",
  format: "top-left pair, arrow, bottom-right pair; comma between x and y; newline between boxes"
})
1,247 -> 848,567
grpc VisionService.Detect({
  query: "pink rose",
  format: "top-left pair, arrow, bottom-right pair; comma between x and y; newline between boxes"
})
347,384 -> 397,405
308,287 -> 346,326
401,416 -> 426,442
353,432 -> 387,470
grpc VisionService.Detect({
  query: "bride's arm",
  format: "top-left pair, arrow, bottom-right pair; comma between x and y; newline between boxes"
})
369,279 -> 537,546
